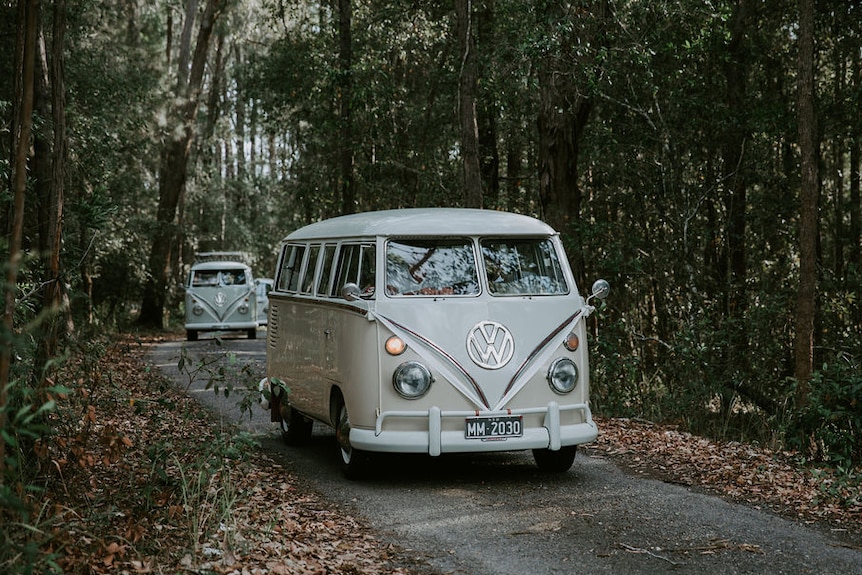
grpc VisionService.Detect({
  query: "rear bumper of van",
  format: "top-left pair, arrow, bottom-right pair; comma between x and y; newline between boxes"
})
349,401 -> 597,456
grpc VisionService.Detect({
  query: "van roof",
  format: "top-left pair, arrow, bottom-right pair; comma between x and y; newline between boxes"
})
190,260 -> 252,271
283,208 -> 557,241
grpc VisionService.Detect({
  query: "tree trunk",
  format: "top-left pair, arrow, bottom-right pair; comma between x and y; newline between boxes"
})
138,0 -> 226,328
34,0 -> 70,388
476,0 -> 499,207
794,0 -> 819,403
338,0 -> 355,214
1,0 -> 38,481
849,50 -> 860,276
456,0 -> 483,209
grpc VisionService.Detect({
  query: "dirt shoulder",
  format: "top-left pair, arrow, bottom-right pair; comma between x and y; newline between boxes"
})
5,334 -> 859,573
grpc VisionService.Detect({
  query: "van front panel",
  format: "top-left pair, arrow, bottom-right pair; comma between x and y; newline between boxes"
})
184,264 -> 257,332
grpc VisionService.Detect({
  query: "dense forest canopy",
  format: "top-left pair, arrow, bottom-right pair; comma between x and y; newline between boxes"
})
1,0 -> 860,499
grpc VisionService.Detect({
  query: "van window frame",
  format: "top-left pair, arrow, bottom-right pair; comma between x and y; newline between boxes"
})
479,236 -> 571,297
277,243 -> 307,293
300,244 -> 322,295
316,243 -> 338,297
331,242 -> 376,299
384,236 -> 481,298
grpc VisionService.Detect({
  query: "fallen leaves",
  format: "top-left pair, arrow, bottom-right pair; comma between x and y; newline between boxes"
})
589,417 -> 862,532
10,333 -> 861,574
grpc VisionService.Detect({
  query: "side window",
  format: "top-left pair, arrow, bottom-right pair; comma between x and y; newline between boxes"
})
300,245 -> 321,294
357,245 -> 376,296
332,243 -> 376,298
277,244 -> 306,292
316,244 -> 337,296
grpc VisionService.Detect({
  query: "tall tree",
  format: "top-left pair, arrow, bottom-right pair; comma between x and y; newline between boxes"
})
138,0 -> 227,327
33,0 -> 70,387
338,0 -> 356,214
1,0 -> 38,480
794,0 -> 818,401
456,0 -> 483,208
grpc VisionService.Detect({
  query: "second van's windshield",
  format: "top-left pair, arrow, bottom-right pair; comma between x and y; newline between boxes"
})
191,268 -> 249,287
385,237 -> 569,297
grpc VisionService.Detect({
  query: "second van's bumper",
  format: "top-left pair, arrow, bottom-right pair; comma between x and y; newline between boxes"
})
349,402 -> 597,456
184,321 -> 258,331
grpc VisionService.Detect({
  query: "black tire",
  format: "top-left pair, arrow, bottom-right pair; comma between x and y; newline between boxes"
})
247,328 -> 257,339
335,400 -> 369,480
280,406 -> 313,446
532,445 -> 577,473
186,330 -> 198,341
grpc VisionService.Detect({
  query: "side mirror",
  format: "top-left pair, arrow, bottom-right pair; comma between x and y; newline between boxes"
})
341,282 -> 362,301
590,279 -> 610,301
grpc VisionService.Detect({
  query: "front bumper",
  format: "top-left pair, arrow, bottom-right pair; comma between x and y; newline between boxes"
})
350,401 -> 597,456
184,321 -> 258,331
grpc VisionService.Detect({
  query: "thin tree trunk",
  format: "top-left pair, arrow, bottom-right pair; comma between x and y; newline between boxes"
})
1,0 -> 38,481
338,0 -> 355,214
34,0 -> 70,388
456,0 -> 482,209
138,0 -> 226,328
794,0 -> 819,403
849,50 -> 860,274
476,0 -> 498,207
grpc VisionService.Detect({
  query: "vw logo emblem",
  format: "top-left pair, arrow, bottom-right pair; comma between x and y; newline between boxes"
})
466,321 -> 515,369
214,292 -> 227,307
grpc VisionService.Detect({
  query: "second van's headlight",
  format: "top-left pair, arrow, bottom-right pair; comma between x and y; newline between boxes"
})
547,358 -> 578,394
393,362 -> 433,399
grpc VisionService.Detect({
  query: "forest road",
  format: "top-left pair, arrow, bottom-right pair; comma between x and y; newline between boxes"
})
147,335 -> 862,575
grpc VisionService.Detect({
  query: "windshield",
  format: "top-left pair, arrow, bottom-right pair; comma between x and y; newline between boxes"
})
386,239 -> 479,296
191,269 -> 249,287
481,238 -> 568,296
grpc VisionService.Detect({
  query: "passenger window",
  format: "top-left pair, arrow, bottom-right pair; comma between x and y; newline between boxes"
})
316,244 -> 337,296
481,238 -> 568,295
332,243 -> 376,298
278,244 -> 306,292
300,245 -> 321,294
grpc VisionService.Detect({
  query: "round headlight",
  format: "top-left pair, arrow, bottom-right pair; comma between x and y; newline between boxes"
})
239,304 -> 249,314
193,305 -> 204,315
547,358 -> 578,394
393,362 -> 433,399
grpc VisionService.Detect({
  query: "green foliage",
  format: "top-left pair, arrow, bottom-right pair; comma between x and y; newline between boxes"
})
786,355 -> 862,468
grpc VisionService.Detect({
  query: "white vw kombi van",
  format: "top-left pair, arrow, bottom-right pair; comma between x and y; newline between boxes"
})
184,252 -> 259,341
262,209 -> 608,478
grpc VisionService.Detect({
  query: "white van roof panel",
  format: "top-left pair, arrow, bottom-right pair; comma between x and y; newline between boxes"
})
283,208 -> 557,241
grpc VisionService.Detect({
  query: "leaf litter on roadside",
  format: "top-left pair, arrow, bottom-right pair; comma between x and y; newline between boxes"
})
23,334 -> 862,573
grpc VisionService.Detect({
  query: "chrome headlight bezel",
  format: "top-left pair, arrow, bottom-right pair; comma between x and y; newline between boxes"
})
392,361 -> 433,399
547,357 -> 578,394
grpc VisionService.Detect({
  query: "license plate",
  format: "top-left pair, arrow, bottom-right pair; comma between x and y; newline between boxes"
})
465,415 -> 523,440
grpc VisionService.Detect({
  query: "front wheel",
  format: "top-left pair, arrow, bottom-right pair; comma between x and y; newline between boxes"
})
532,445 -> 577,473
186,330 -> 198,341
335,400 -> 369,480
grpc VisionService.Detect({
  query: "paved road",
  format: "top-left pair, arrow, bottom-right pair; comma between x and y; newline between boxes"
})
147,335 -> 862,575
